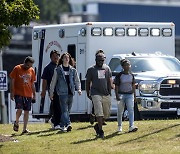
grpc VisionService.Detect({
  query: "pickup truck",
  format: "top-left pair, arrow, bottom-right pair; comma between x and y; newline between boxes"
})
109,52 -> 180,119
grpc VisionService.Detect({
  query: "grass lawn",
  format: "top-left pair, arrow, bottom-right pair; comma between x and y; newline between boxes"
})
0,119 -> 180,154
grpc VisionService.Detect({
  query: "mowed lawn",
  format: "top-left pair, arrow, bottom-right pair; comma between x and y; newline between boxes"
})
0,119 -> 180,154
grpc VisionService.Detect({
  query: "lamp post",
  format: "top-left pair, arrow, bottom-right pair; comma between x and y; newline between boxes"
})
0,49 -> 8,124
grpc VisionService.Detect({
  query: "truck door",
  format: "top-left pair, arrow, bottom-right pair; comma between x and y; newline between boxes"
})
66,38 -> 87,114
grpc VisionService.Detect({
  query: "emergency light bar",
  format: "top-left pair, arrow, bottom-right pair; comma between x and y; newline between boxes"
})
91,27 -> 101,36
115,28 -> 125,36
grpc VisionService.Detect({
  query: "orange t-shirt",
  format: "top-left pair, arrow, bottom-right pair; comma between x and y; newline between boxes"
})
10,64 -> 36,98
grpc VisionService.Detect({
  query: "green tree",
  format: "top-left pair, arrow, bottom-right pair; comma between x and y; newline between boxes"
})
34,0 -> 69,23
0,0 -> 39,48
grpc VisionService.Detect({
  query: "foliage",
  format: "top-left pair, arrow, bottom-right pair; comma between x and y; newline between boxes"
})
0,0 -> 39,48
33,0 -> 70,23
0,120 -> 180,153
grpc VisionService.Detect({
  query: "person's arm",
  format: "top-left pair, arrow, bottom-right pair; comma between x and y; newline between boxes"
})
41,79 -> 47,98
86,79 -> 92,100
110,77 -> 115,89
115,85 -> 120,101
49,69 -> 58,100
132,75 -> 136,102
74,69 -> 82,95
32,82 -> 36,100
85,69 -> 92,100
114,74 -> 120,101
10,78 -> 15,101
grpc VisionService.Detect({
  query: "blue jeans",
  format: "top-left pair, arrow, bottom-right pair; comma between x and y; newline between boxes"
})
59,95 -> 73,127
117,94 -> 134,127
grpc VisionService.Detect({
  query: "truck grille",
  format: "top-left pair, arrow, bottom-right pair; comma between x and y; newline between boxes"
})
159,79 -> 180,96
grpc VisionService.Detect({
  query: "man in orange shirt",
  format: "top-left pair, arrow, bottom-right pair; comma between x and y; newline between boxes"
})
10,56 -> 36,134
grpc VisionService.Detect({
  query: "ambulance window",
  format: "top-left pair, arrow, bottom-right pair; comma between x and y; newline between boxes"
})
33,31 -> 38,40
91,27 -> 102,36
127,28 -> 137,36
68,44 -> 76,62
103,28 -> 113,36
109,58 -> 122,72
115,28 -> 125,36
139,28 -> 149,36
162,28 -> 172,37
59,29 -> 65,38
150,28 -> 160,36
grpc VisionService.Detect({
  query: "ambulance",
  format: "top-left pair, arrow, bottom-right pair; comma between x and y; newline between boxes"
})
32,22 -> 180,119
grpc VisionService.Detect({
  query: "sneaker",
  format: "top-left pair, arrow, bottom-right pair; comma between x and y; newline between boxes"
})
54,125 -> 60,130
89,114 -> 95,125
117,126 -> 122,132
13,121 -> 19,132
94,123 -> 99,136
22,129 -> 30,134
66,125 -> 72,132
59,126 -> 67,132
129,126 -> 138,132
99,130 -> 104,139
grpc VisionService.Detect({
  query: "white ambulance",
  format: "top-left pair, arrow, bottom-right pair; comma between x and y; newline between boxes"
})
32,22 -> 180,119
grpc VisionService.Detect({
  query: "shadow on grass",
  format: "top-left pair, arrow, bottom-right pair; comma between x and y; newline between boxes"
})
175,134 -> 180,138
37,130 -> 67,137
11,129 -> 56,137
117,123 -> 180,145
71,131 -> 128,144
104,131 -> 128,140
77,125 -> 93,130
71,136 -> 99,144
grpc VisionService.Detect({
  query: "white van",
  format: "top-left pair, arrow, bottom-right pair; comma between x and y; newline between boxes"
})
32,22 -> 176,119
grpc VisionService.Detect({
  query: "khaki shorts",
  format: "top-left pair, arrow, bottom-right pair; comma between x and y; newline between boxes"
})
91,95 -> 111,119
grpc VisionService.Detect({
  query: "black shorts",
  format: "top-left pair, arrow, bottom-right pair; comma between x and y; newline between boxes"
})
14,95 -> 32,111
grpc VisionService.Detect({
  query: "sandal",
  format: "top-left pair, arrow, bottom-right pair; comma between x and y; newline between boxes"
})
13,121 -> 19,132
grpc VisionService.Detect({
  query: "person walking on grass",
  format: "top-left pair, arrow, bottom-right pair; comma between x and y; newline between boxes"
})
10,56 -> 36,134
114,59 -> 138,133
86,50 -> 112,138
50,52 -> 82,132
41,50 -> 61,130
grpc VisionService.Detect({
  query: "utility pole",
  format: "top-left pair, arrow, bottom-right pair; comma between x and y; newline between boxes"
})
0,49 -> 8,124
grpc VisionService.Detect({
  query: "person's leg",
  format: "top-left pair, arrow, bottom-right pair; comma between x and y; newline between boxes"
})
67,95 -> 73,126
22,97 -> 32,132
53,92 -> 61,127
102,95 -> 111,124
96,116 -> 103,130
13,95 -> 23,131
16,109 -> 22,123
23,110 -> 29,131
125,94 -> 134,127
59,95 -> 68,129
117,95 -> 125,128
89,101 -> 96,125
92,95 -> 104,137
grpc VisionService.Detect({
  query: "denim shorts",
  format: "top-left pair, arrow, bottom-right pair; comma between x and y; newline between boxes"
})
14,95 -> 32,111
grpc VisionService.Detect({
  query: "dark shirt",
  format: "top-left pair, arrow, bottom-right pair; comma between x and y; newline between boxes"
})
62,66 -> 72,95
41,62 -> 57,90
86,64 -> 112,96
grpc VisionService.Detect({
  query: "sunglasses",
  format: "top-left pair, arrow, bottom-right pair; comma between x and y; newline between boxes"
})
97,60 -> 104,62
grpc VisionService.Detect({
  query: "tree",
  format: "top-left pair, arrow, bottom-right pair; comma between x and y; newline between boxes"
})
34,0 -> 69,23
0,0 -> 39,48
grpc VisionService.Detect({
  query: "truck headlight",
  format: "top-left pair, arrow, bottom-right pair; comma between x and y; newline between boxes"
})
139,81 -> 159,94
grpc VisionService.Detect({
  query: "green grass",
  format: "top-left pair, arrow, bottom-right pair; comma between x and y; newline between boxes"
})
0,119 -> 180,154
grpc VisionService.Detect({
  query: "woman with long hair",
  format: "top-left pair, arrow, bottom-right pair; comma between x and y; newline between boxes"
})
50,52 -> 82,132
